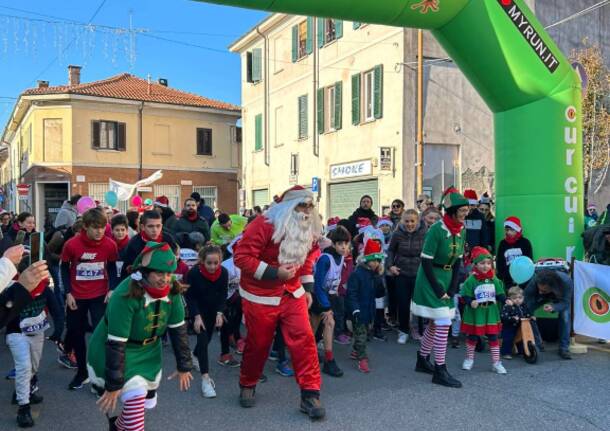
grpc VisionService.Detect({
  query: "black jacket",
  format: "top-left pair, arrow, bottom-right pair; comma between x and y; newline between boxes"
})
496,236 -> 533,286
464,209 -> 492,249
387,224 -> 426,277
347,208 -> 379,238
185,266 -> 228,319
0,283 -> 32,330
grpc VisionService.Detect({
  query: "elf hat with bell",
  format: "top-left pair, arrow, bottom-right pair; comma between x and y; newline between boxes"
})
363,239 -> 384,262
441,186 -> 469,210
132,241 -> 177,274
504,216 -> 522,233
471,246 -> 493,264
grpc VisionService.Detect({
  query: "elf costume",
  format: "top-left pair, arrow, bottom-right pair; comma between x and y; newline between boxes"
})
87,242 -> 192,431
412,187 -> 468,388
460,246 -> 507,374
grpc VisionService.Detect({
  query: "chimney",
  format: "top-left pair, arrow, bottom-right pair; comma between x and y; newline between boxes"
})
68,65 -> 82,86
37,80 -> 49,88
158,78 -> 168,87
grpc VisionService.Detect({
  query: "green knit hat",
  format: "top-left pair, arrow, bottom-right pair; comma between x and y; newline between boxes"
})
441,186 -> 469,210
132,241 -> 177,273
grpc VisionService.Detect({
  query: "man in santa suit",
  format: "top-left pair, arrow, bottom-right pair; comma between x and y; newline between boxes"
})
234,186 -> 325,420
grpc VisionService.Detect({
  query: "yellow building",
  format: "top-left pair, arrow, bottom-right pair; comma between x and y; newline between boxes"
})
1,66 -> 241,224
231,15 -> 495,218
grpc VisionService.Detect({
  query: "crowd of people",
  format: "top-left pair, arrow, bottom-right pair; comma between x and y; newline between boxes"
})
0,185 -> 598,429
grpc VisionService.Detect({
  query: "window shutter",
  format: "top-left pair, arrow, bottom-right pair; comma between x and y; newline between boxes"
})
204,129 -> 212,155
351,74 -> 361,125
374,64 -> 383,119
291,25 -> 298,62
197,129 -> 204,154
246,52 -> 253,83
353,22 -> 361,29
298,95 -> 308,139
317,88 -> 324,134
117,122 -> 126,151
91,120 -> 100,148
252,48 -> 262,82
255,114 -> 262,151
334,81 -> 342,130
317,18 -> 325,48
335,20 -> 343,39
306,17 -> 314,55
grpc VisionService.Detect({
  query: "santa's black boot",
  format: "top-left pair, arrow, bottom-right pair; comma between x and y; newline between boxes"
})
300,390 -> 325,420
239,386 -> 256,408
432,364 -> 462,388
415,351 -> 434,374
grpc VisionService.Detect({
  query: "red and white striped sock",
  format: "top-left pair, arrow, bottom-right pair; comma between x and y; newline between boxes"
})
466,339 -> 477,360
419,324 -> 436,357
489,340 -> 500,363
432,325 -> 450,365
116,394 -> 146,431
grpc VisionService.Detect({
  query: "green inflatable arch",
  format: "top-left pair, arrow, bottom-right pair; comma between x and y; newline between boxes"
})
197,0 -> 583,260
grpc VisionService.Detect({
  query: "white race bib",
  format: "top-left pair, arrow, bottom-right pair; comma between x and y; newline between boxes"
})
474,283 -> 496,303
76,261 -> 105,281
505,248 -> 523,265
20,311 -> 50,334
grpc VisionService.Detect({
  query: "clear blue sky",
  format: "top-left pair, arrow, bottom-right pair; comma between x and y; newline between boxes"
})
0,0 -> 266,130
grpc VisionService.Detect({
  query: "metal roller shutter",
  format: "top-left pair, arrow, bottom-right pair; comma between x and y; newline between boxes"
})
329,180 -> 379,219
252,189 -> 270,208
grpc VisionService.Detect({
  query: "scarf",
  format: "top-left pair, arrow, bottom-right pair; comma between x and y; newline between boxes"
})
185,210 -> 199,222
142,281 -> 170,299
505,231 -> 522,246
114,235 -> 129,251
473,267 -> 495,281
199,264 -> 222,282
30,280 -> 48,299
442,214 -> 463,236
79,230 -> 103,247
141,230 -> 162,243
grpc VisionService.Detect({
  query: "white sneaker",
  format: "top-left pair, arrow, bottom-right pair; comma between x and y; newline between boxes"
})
201,376 -> 216,398
462,358 -> 474,370
192,353 -> 200,372
397,332 -> 408,345
492,361 -> 507,374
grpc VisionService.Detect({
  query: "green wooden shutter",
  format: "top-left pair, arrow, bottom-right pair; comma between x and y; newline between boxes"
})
254,114 -> 262,151
252,48 -> 262,82
334,81 -> 342,131
317,18 -> 325,48
317,88 -> 324,134
306,17 -> 314,55
298,95 -> 308,139
351,73 -> 361,125
353,22 -> 361,29
373,64 -> 383,119
335,20 -> 343,39
291,25 -> 298,62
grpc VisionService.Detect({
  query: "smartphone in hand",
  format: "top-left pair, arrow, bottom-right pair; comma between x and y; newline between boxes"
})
29,232 -> 44,265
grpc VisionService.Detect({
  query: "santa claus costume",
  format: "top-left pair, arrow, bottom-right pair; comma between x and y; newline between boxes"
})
233,186 -> 325,420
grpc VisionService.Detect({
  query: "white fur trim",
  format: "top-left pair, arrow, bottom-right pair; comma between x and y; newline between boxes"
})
504,220 -> 522,233
410,301 -> 456,319
300,275 -> 314,284
107,334 -> 128,342
253,261 -> 268,280
292,286 -> 305,298
239,286 -> 281,306
421,253 -> 434,259
87,364 -> 161,394
280,188 -> 314,203
168,321 -> 185,329
468,199 -> 478,205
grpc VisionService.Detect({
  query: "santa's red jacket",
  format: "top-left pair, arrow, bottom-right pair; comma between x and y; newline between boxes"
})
233,215 -> 320,306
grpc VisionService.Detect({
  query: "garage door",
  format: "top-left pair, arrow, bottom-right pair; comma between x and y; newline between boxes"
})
329,180 -> 379,219
252,189 -> 270,208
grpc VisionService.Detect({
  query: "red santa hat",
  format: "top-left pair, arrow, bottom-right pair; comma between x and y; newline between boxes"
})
357,217 -> 372,234
504,216 -> 522,233
463,189 -> 478,205
376,217 -> 393,229
363,239 -> 384,262
274,185 -> 314,204
154,195 -> 169,208
326,216 -> 341,232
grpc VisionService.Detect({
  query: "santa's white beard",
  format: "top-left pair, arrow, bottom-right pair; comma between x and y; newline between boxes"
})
278,211 -> 315,265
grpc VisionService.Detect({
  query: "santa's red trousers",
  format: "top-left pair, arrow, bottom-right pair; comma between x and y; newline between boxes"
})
240,293 -> 321,390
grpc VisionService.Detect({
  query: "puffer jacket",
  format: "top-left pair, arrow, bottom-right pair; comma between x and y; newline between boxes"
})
387,223 -> 426,277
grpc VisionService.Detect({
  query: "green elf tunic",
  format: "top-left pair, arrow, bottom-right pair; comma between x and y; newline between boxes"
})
87,278 -> 185,393
460,274 -> 505,335
411,220 -> 465,320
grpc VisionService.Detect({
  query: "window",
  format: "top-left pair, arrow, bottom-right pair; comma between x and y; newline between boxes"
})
298,95 -> 308,139
352,64 -> 383,125
274,106 -> 284,147
43,118 -> 63,161
290,153 -> 299,177
154,185 -> 181,212
317,82 -> 342,134
193,186 -> 217,209
247,48 -> 262,83
317,18 -> 343,47
254,114 -> 263,151
423,144 -> 460,205
196,128 -> 212,155
92,120 -> 126,151
292,18 -> 313,62
89,183 -> 128,214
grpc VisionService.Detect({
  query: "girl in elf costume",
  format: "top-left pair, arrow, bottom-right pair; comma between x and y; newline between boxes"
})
412,187 -> 469,388
88,242 -> 193,431
460,246 -> 507,374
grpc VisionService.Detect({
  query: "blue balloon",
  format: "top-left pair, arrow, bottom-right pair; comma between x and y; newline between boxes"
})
509,256 -> 535,284
104,190 -> 118,207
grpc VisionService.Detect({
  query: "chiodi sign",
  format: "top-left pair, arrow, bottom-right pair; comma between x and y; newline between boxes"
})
564,105 -> 578,261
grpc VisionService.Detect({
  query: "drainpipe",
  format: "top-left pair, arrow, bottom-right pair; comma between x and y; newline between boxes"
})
138,102 -> 144,180
313,17 -> 319,157
255,26 -> 270,166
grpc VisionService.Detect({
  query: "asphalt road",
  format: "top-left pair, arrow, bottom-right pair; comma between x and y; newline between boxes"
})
0,331 -> 608,431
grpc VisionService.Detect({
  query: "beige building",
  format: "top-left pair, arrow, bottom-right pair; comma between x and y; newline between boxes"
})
1,66 -> 241,225
231,14 -> 495,219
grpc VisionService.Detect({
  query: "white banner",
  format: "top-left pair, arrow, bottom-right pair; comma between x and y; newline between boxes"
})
109,170 -> 163,201
573,261 -> 610,340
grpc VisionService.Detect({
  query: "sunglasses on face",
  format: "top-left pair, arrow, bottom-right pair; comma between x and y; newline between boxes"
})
416,200 -> 424,204
392,204 -> 403,209
297,202 -> 314,210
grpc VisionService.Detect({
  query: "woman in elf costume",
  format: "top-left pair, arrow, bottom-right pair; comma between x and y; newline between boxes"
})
412,187 -> 469,388
460,246 -> 507,374
88,242 -> 193,431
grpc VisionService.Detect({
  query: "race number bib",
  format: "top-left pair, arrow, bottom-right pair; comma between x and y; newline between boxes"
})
474,283 -> 496,303
505,248 -> 523,265
76,261 -> 105,281
20,311 -> 50,334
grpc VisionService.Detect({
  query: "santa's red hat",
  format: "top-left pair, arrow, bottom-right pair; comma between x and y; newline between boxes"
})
154,195 -> 169,208
357,217 -> 372,234
274,185 -> 313,204
504,216 -> 522,233
463,189 -> 478,205
363,239 -> 384,262
326,216 -> 341,231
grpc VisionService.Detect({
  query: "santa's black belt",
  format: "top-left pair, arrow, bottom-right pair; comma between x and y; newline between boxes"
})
432,263 -> 453,271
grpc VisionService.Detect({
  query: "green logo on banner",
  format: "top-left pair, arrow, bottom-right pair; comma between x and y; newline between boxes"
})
582,287 -> 610,323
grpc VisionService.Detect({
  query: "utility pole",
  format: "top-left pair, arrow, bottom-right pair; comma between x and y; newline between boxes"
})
416,29 -> 424,196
